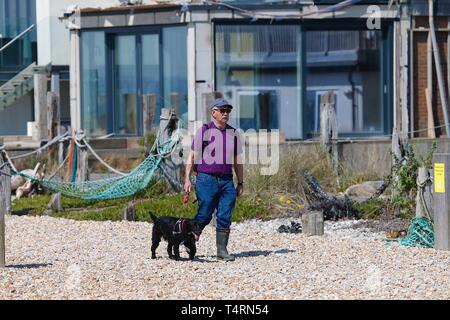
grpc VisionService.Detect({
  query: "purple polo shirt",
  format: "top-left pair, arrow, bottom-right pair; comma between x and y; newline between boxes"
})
191,121 -> 243,175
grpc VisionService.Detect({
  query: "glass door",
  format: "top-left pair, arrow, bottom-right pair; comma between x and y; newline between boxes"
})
141,34 -> 161,127
109,27 -> 187,136
113,35 -> 138,135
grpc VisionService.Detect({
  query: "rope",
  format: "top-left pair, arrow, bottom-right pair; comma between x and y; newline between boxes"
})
70,143 -> 78,183
65,139 -> 75,182
81,138 -> 127,176
11,119 -> 183,200
8,132 -> 69,160
46,152 -> 70,181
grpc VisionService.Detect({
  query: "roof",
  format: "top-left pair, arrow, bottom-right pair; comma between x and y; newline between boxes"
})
79,3 -> 183,14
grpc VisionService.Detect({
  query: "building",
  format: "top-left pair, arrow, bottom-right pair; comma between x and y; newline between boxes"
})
63,0 -> 401,142
3,0 -> 450,154
0,0 -> 118,137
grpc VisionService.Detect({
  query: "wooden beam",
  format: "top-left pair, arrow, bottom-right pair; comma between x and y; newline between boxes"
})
33,70 -> 48,141
433,154 -> 450,250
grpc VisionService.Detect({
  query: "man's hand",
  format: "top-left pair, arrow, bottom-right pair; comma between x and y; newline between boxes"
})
236,184 -> 244,197
184,179 -> 192,193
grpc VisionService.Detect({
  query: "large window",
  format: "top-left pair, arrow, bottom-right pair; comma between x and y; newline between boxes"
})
215,24 -> 302,139
215,22 -> 392,139
81,26 -> 188,137
305,30 -> 386,137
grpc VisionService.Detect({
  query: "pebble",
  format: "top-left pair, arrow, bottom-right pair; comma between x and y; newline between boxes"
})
0,215 -> 449,299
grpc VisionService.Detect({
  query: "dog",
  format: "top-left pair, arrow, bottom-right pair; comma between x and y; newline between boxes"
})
150,212 -> 202,261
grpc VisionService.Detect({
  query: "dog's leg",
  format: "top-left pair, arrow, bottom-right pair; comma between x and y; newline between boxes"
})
167,243 -> 175,259
173,243 -> 181,261
151,229 -> 161,259
185,240 -> 196,260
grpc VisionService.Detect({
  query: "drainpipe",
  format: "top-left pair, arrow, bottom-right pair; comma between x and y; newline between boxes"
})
429,0 -> 450,136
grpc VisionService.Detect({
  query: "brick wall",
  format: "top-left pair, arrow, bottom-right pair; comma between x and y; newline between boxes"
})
413,16 -> 449,138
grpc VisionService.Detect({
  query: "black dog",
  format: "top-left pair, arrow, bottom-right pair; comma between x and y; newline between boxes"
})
150,212 -> 202,261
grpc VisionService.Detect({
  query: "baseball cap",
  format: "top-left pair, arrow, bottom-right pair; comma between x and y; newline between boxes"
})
210,98 -> 233,110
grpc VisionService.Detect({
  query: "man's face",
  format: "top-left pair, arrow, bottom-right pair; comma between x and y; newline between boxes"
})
212,106 -> 232,123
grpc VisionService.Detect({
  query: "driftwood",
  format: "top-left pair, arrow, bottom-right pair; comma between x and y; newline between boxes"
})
16,163 -> 42,199
302,171 -> 359,220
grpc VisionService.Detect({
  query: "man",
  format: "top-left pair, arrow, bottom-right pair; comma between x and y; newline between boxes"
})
184,98 -> 244,261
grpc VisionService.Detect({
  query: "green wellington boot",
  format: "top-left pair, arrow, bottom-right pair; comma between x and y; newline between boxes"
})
216,229 -> 235,261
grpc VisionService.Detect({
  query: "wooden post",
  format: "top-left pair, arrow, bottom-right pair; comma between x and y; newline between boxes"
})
0,152 -> 11,268
301,211 -> 324,236
320,91 -> 338,174
159,108 -> 182,192
170,93 -> 180,118
121,201 -> 135,221
77,147 -> 89,183
143,94 -> 156,137
33,69 -> 48,142
416,167 -> 432,219
433,154 -> 450,250
47,92 -> 61,171
391,128 -> 402,217
424,168 -> 434,221
45,193 -> 62,216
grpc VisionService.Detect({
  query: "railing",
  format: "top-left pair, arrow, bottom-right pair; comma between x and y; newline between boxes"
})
0,24 -> 35,54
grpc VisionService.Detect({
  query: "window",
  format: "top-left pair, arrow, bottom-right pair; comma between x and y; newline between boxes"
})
215,23 -> 392,139
80,26 -> 188,137
305,29 -> 386,137
215,24 -> 302,139
0,0 -> 37,72
81,31 -> 108,136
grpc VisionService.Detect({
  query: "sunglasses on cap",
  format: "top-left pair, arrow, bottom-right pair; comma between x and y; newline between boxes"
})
214,108 -> 232,114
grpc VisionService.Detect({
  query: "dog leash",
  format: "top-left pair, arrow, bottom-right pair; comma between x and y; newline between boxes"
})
183,191 -> 190,208
172,192 -> 190,235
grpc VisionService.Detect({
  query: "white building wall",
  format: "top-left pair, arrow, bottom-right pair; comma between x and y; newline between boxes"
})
36,0 -> 118,66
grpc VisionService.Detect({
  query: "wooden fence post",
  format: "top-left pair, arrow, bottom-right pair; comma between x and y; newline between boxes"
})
433,154 -> 450,250
143,94 -> 156,137
47,92 -> 60,171
320,91 -> 338,174
34,69 -> 48,142
170,93 -> 180,118
121,201 -> 136,221
77,146 -> 89,183
159,108 -> 183,192
301,211 -> 324,236
416,167 -> 432,219
1,151 -> 11,268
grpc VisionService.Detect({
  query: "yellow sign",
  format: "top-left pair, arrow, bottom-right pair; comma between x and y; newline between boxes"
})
435,163 -> 445,193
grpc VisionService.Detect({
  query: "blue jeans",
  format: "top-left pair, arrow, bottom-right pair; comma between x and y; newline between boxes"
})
194,172 -> 236,231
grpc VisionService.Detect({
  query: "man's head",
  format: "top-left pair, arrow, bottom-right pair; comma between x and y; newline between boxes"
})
210,98 -> 233,125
